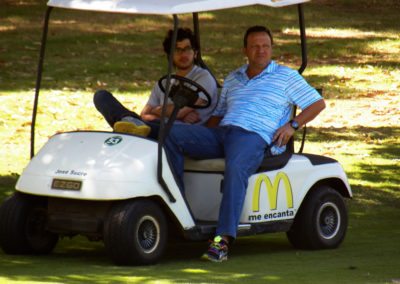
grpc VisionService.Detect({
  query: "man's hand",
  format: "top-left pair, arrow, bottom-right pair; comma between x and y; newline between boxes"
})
273,123 -> 295,147
140,104 -> 161,122
141,113 -> 160,122
181,110 -> 200,124
273,99 -> 326,147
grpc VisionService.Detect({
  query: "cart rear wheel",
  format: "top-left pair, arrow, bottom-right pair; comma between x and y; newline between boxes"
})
103,199 -> 167,265
0,192 -> 58,254
286,185 -> 348,249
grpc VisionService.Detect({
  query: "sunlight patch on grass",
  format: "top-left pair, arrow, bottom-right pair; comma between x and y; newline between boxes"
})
3,16 -> 34,27
4,0 -> 41,6
262,275 -> 281,281
306,96 -> 400,129
50,16 -> 171,35
283,27 -> 399,39
0,89 -> 150,175
231,273 -> 252,279
199,12 -> 216,20
182,268 -> 208,274
101,276 -> 149,283
306,65 -> 400,99
367,39 -> 400,54
179,12 -> 216,21
52,19 -> 78,25
0,278 -> 50,284
68,274 -> 94,281
0,25 -> 16,32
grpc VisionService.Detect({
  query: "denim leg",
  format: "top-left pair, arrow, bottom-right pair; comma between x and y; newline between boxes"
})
145,120 -> 161,140
165,124 -> 266,238
93,90 -> 141,127
164,124 -> 225,190
216,126 -> 267,239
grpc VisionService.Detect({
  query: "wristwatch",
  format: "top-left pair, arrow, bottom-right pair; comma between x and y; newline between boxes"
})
289,119 -> 299,131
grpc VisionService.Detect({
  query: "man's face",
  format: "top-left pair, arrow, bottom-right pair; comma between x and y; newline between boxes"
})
173,39 -> 196,71
243,32 -> 272,69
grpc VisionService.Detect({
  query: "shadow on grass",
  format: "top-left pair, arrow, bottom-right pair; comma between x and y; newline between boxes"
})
351,183 -> 399,209
0,234 -> 297,283
0,175 -> 18,203
369,142 -> 400,160
354,162 -> 399,186
303,126 -> 399,144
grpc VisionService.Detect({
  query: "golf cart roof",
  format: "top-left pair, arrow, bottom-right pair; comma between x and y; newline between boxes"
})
47,0 -> 309,15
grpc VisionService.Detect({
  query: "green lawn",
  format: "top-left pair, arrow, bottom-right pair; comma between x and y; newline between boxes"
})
0,0 -> 399,283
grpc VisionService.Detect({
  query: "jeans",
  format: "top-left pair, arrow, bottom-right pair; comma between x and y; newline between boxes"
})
93,90 -> 160,139
164,124 -> 268,238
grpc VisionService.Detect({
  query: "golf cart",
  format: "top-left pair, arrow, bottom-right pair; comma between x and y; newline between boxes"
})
0,0 -> 352,265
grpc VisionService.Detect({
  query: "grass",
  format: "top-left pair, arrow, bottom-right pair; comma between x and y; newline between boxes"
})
1,0 -> 400,283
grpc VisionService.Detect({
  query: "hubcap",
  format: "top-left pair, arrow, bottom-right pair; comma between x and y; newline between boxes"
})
317,202 -> 341,240
136,215 -> 160,254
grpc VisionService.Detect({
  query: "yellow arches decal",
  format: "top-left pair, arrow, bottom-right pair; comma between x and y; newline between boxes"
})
252,172 -> 294,212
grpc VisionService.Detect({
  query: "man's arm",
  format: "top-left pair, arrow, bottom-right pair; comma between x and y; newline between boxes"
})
140,104 -> 160,122
141,103 -> 201,123
273,99 -> 326,147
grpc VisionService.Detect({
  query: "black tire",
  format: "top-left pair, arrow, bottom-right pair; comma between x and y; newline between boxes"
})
0,192 -> 59,254
103,199 -> 168,265
286,185 -> 348,250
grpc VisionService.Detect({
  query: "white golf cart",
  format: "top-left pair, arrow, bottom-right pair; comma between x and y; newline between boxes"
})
0,0 -> 352,265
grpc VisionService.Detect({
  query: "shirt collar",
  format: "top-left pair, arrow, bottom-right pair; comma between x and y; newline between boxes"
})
181,64 -> 198,77
190,64 -> 200,74
236,60 -> 278,80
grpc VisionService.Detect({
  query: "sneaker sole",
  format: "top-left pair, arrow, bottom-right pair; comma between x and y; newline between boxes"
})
200,253 -> 228,263
113,121 -> 151,137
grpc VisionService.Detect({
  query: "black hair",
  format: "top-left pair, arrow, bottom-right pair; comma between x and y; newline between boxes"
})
162,28 -> 199,55
243,26 -> 274,47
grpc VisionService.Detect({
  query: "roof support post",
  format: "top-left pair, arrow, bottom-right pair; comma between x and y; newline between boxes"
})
289,3 -> 308,154
192,12 -> 201,65
31,6 -> 53,158
297,3 -> 307,74
157,14 -> 179,203
192,12 -> 220,87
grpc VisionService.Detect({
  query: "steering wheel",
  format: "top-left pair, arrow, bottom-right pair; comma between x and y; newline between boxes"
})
157,75 -> 211,109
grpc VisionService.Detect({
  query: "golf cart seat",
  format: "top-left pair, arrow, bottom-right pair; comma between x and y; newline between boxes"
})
184,120 -> 296,173
184,150 -> 292,173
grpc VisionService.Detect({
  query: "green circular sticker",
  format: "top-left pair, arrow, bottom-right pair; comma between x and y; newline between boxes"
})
104,136 -> 123,146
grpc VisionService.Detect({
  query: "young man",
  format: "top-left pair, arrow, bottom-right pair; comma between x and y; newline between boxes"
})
164,26 -> 326,262
93,28 -> 218,138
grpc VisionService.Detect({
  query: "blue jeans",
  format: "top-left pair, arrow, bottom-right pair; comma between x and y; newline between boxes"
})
93,90 -> 160,139
164,124 -> 268,238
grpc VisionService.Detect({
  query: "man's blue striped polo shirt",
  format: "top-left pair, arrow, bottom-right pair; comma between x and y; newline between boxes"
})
213,60 -> 322,155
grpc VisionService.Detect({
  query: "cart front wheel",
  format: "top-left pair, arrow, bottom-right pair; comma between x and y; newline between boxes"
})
103,199 -> 167,265
0,192 -> 58,254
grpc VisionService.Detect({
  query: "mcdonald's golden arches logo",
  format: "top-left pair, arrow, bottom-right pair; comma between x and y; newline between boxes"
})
252,172 -> 294,212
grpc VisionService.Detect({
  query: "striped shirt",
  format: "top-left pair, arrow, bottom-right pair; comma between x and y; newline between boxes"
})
213,60 -> 322,155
